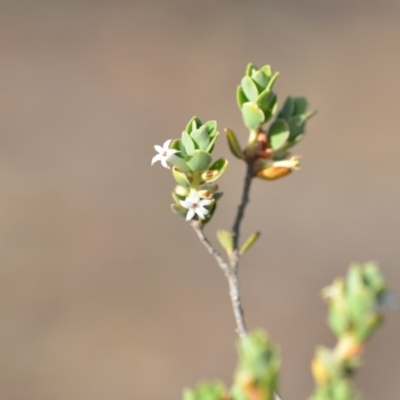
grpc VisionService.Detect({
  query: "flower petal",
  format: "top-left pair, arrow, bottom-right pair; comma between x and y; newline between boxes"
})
195,207 -> 206,220
162,139 -> 172,149
186,208 -> 195,221
160,158 -> 170,169
199,199 -> 212,207
151,154 -> 162,165
166,149 -> 179,156
180,199 -> 192,209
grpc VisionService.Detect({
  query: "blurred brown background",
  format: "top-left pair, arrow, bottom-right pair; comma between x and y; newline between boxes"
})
0,1 -> 399,399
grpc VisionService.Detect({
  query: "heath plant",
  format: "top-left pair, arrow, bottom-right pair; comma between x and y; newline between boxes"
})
151,63 -> 393,400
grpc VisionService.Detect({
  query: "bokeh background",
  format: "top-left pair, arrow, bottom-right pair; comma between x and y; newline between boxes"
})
1,1 -> 399,399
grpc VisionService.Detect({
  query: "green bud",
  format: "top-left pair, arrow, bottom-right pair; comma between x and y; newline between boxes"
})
174,185 -> 190,197
171,204 -> 188,218
239,232 -> 261,255
225,129 -> 244,159
172,167 -> 191,188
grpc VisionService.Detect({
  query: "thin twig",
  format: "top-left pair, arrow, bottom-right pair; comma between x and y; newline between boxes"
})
191,220 -> 248,338
231,162 -> 254,259
191,163 -> 254,339
190,221 -> 229,273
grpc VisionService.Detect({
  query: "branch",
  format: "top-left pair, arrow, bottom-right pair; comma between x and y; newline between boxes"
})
231,162 -> 253,268
191,221 -> 247,338
191,163 -> 254,339
190,220 -> 229,273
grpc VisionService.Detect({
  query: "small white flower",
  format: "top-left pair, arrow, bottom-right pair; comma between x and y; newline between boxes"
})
180,190 -> 213,221
151,139 -> 179,169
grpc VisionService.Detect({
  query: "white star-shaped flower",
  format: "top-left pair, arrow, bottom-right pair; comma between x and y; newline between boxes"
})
151,140 -> 179,169
180,190 -> 213,221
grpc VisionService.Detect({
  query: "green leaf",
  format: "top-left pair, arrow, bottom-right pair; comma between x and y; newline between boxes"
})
288,116 -> 303,139
347,288 -> 376,324
172,167 -> 191,188
183,381 -> 227,400
331,379 -> 354,400
263,95 -> 278,123
185,116 -> 202,134
168,154 -> 191,173
204,120 -> 219,153
251,70 -> 268,91
171,204 -> 187,218
233,330 -> 280,400
216,229 -> 233,255
241,102 -> 264,130
205,131 -> 220,153
204,120 -> 217,137
191,127 -> 210,151
213,192 -> 223,201
237,86 -> 248,108
171,192 -> 179,204
239,232 -> 260,255
256,90 -> 277,123
328,300 -> 350,336
287,133 -> 304,148
201,158 -> 228,183
346,264 -> 364,293
185,150 -> 212,172
241,76 -> 259,102
246,63 -> 257,77
363,262 -> 386,294
293,97 -> 308,115
202,200 -> 217,225
278,97 -> 294,120
260,65 -> 272,78
181,131 -> 196,154
256,89 -> 273,110
225,128 -> 244,159
288,111 -> 316,140
268,119 -> 290,151
353,313 -> 383,342
266,71 -> 279,90
171,138 -> 186,157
